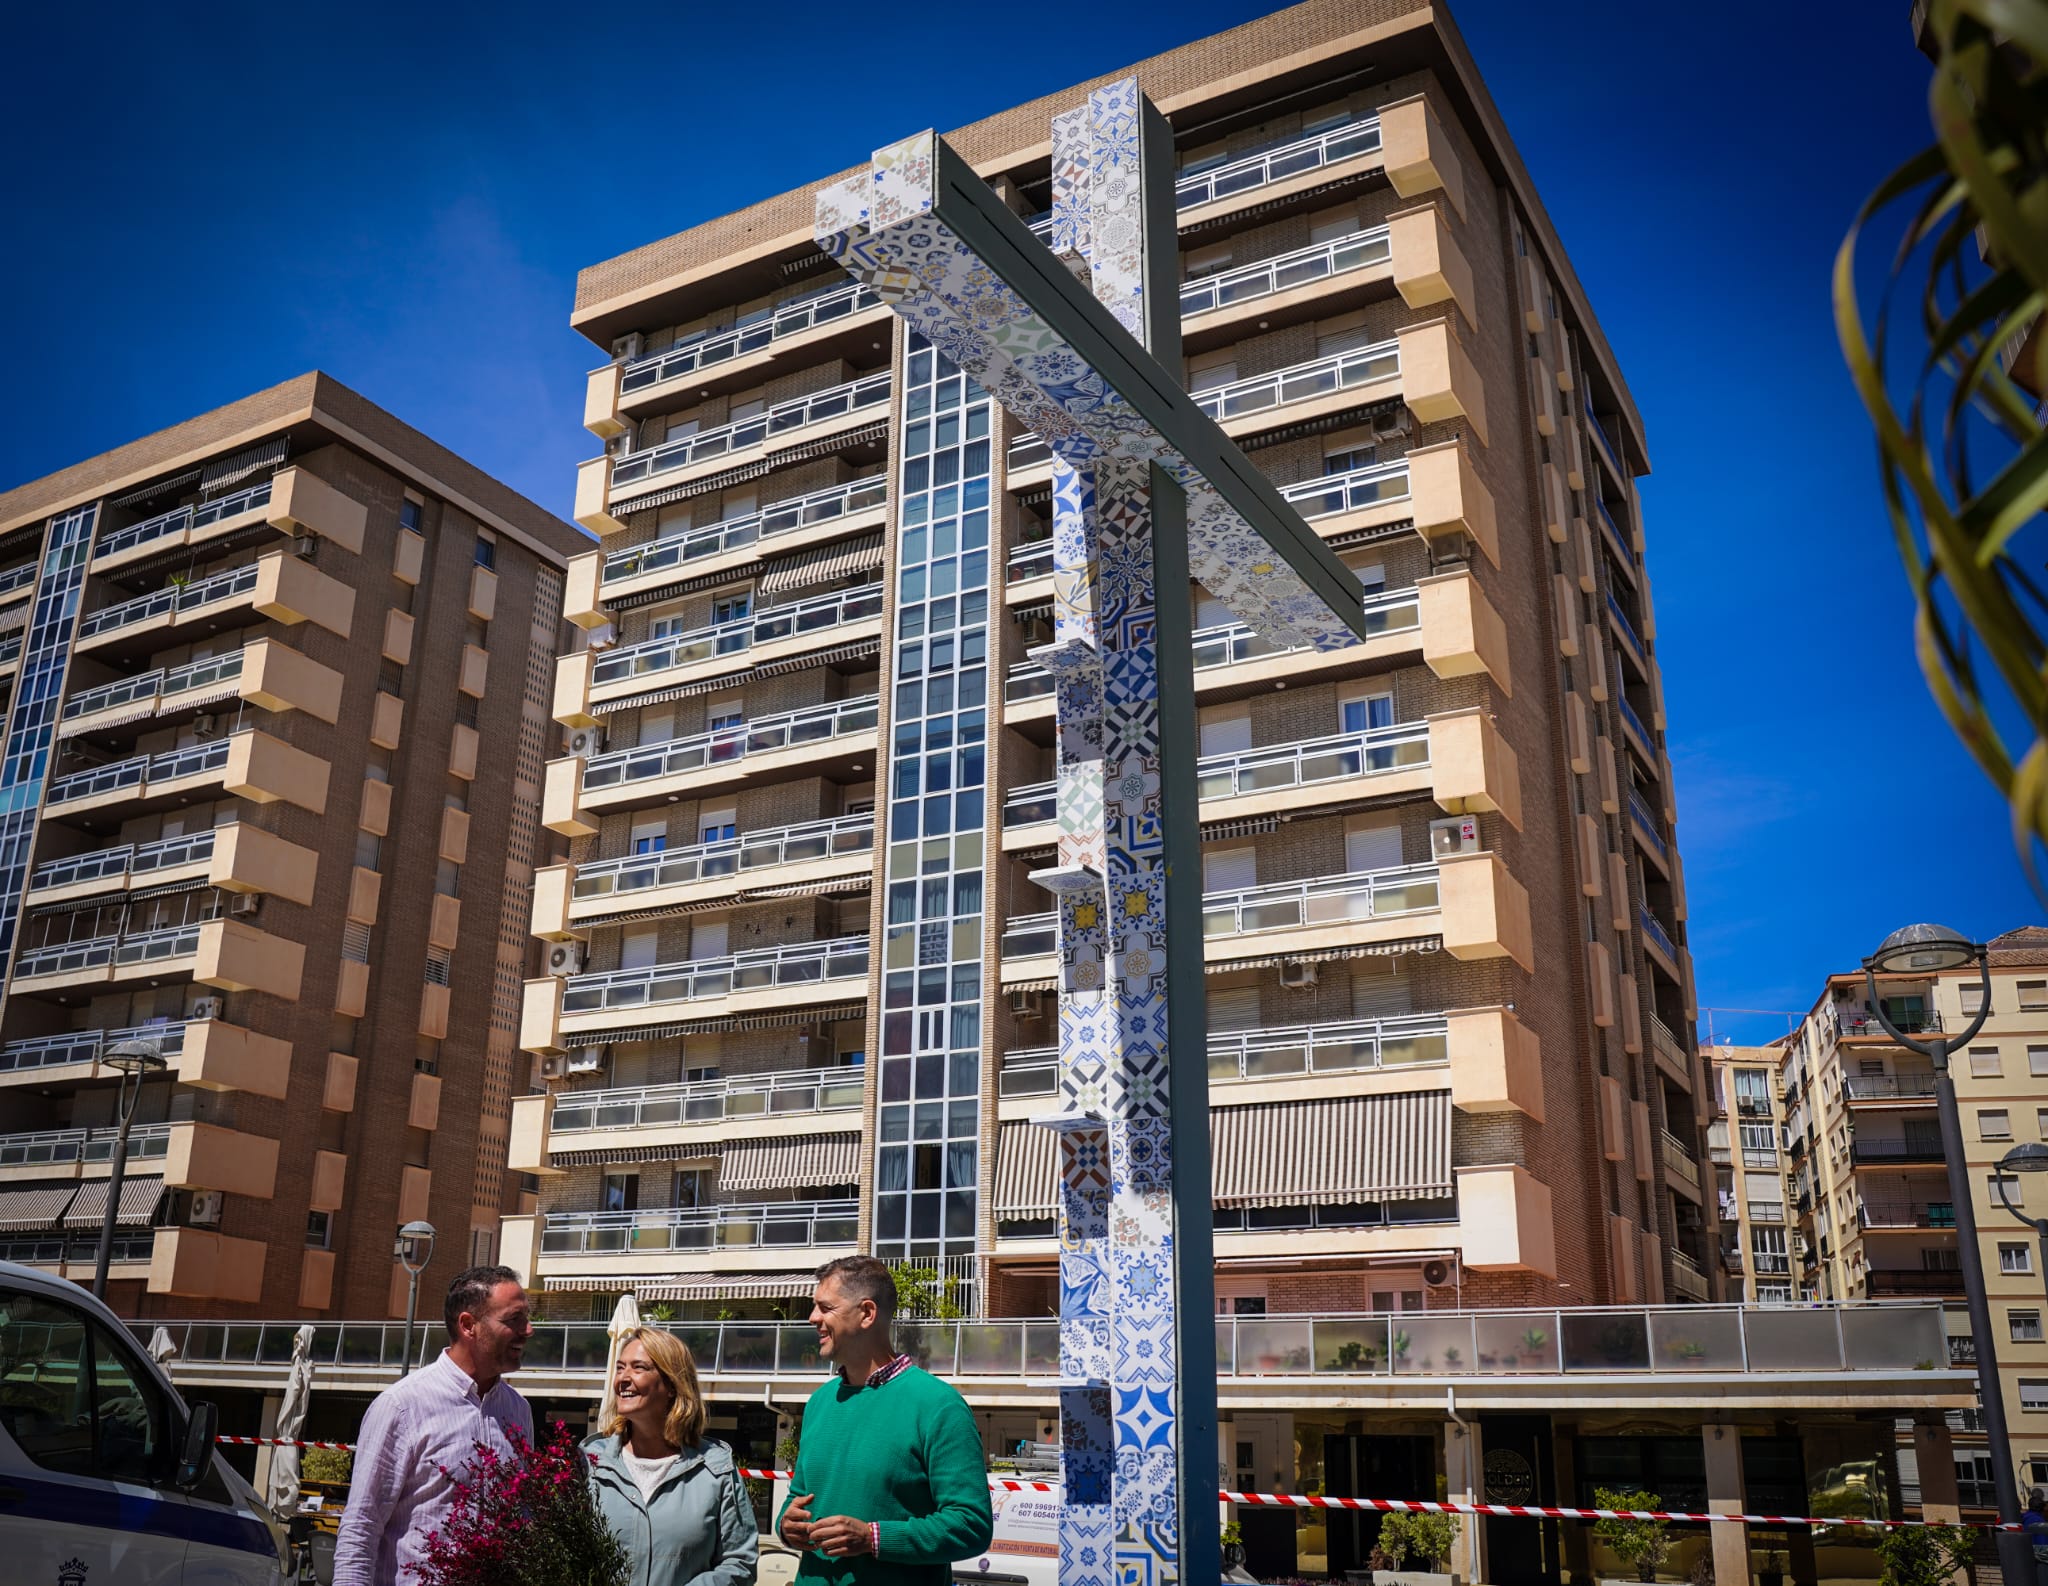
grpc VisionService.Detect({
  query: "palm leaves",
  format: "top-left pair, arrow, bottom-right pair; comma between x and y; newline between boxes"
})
1835,0 -> 2048,878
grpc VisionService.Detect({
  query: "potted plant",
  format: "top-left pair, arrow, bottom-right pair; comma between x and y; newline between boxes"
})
1874,1522 -> 1973,1586
1665,1338 -> 1708,1366
1758,1547 -> 1785,1586
1329,1339 -> 1380,1371
1442,1346 -> 1462,1370
1592,1486 -> 1672,1584
1373,1510 -> 1460,1586
1521,1326 -> 1550,1361
1391,1329 -> 1413,1368
1221,1520 -> 1246,1571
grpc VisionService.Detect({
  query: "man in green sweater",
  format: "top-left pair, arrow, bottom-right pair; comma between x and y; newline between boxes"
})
777,1255 -> 994,1582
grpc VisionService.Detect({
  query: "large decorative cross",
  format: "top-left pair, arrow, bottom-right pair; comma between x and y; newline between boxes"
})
816,80 -> 1374,1584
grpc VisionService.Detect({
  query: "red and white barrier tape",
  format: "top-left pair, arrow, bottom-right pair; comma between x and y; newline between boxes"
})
218,1443 -> 2012,1530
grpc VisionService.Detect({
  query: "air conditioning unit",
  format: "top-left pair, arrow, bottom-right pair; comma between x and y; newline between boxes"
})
1278,959 -> 1319,990
566,726 -> 606,758
565,1046 -> 610,1076
1006,988 -> 1047,1018
189,996 -> 225,1022
1430,815 -> 1480,858
290,532 -> 317,560
1372,407 -> 1413,442
611,332 -> 644,363
188,1191 -> 224,1227
1422,1259 -> 1455,1288
1019,613 -> 1054,645
539,1054 -> 568,1081
191,713 -> 219,740
546,941 -> 586,977
229,892 -> 262,918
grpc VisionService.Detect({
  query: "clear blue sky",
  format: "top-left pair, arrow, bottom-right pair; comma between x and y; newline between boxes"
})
0,0 -> 2023,1043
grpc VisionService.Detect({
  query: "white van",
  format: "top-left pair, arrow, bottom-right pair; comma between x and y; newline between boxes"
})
0,1260 -> 284,1583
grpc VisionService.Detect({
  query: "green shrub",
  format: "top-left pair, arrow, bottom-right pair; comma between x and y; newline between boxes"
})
1592,1487 -> 1671,1583
1377,1510 -> 1459,1570
302,1447 -> 352,1485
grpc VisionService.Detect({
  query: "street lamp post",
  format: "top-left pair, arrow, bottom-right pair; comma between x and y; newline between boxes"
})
1995,1141 -> 2048,1332
396,1220 -> 436,1378
1863,923 -> 2027,1573
93,1039 -> 167,1300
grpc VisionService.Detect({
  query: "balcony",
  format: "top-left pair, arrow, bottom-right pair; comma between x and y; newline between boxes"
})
1639,904 -> 1681,975
0,1021 -> 191,1089
1837,1010 -> 1944,1040
1669,1248 -> 1710,1300
44,729 -> 329,821
538,814 -> 873,932
90,468 -> 366,574
1195,342 -> 1400,430
605,280 -> 886,421
1844,1073 -> 1939,1102
0,560 -> 37,604
9,918 -> 302,1002
515,1067 -> 867,1174
570,583 -> 884,715
537,1198 -> 858,1259
59,638 -> 341,743
1860,1198 -> 1955,1230
0,1122 -> 172,1175
1175,114 -> 1383,217
1627,788 -> 1671,870
73,549 -> 353,655
1606,592 -> 1649,674
1866,1268 -> 1964,1296
26,823 -> 315,909
526,936 -> 870,1051
1617,691 -> 1656,759
1585,399 -> 1625,478
573,477 -> 888,622
1850,1138 -> 1947,1166
1180,228 -> 1392,329
1661,1128 -> 1702,1192
1594,495 -> 1634,571
601,371 -> 891,508
546,696 -> 879,833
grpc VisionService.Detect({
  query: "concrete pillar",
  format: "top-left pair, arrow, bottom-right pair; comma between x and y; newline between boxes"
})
251,1392 -> 283,1502
1703,1419 -> 1749,1586
1446,1414 -> 1488,1586
1555,1423 -> 1593,1584
1912,1415 -> 1963,1524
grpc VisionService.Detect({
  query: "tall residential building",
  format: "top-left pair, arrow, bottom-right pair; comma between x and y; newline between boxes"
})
1781,925 -> 2048,1511
1707,1044 -> 1798,1304
508,0 -> 1711,1327
0,373 -> 585,1318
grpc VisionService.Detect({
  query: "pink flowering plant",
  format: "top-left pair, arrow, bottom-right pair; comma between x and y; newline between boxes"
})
409,1421 -> 628,1586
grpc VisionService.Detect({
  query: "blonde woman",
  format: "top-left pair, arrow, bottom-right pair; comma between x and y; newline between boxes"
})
585,1326 -> 758,1586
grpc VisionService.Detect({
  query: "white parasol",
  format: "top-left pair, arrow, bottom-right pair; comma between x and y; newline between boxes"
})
147,1326 -> 178,1365
598,1292 -> 642,1429
266,1323 -> 317,1521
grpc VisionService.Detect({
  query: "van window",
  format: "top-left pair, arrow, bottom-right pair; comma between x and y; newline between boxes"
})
0,1289 -> 169,1483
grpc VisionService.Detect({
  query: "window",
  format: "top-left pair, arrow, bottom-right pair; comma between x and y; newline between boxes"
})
2023,1380 -> 2048,1413
1184,241 -> 1233,280
2025,980 -> 2048,1011
1983,1109 -> 2013,1140
1340,693 -> 1395,734
2004,1243 -> 2035,1275
710,591 -> 752,626
1344,816 -> 1403,875
698,808 -> 736,845
1187,348 -> 1238,393
689,920 -> 728,961
1342,556 -> 1387,595
630,819 -> 668,856
1308,202 -> 1359,243
1970,1046 -> 2004,1079
1197,704 -> 1252,758
2038,1107 -> 2048,1139
2016,1311 -> 2044,1343
0,1292 -> 168,1483
673,1168 -> 707,1209
1994,1175 -> 2026,1210
1324,442 -> 1377,475
619,929 -> 660,971
307,1210 -> 333,1248
473,535 -> 496,570
1203,846 -> 1257,893
601,1173 -> 638,1213
399,497 -> 423,534
2032,1046 -> 2048,1077
1962,984 -> 1987,1015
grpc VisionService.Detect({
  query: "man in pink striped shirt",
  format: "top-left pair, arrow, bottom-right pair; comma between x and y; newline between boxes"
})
333,1266 -> 536,1586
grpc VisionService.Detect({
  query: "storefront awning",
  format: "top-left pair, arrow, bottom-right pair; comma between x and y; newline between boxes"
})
719,1133 -> 860,1193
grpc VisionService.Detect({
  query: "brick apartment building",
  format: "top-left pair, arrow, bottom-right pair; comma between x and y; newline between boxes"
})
0,372 -> 586,1318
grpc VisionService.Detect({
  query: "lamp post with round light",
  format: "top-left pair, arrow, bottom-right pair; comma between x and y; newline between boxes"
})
1862,923 -> 2025,1573
93,1039 -> 167,1300
396,1220 -> 436,1378
1995,1142 -> 2048,1320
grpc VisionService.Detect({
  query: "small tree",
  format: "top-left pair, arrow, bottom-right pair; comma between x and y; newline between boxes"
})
1873,1523 -> 1975,1586
888,1260 -> 964,1320
1378,1510 -> 1461,1573
1592,1487 -> 1672,1583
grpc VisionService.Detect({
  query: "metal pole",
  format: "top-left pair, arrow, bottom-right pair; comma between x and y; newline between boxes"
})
91,1067 -> 141,1300
1867,961 -> 2028,1577
399,1269 -> 421,1378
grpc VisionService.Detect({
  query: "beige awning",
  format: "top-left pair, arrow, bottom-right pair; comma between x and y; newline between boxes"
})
548,1144 -> 721,1168
758,535 -> 883,596
199,437 -> 288,495
63,1175 -> 166,1229
0,1183 -> 81,1232
720,1133 -> 860,1192
992,1092 -> 1453,1218
543,1272 -> 819,1303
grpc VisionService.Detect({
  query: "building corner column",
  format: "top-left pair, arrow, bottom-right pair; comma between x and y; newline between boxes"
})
1702,1418 -> 1748,1586
1445,1411 -> 1488,1586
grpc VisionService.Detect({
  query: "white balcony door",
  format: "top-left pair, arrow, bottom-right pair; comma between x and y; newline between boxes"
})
1199,704 -> 1252,756
1345,817 -> 1403,874
1204,846 -> 1256,894
690,920 -> 728,961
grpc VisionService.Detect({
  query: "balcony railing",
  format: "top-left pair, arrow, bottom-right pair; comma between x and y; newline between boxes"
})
1180,227 -> 1391,319
14,923 -> 202,981
1844,1073 -> 1940,1101
559,936 -> 869,1017
76,562 -> 261,643
1669,1249 -> 1710,1299
30,827 -> 218,895
1861,1198 -> 1955,1230
1627,788 -> 1670,862
1175,115 -> 1383,210
1007,539 -> 1054,583
1192,343 -> 1399,425
580,696 -> 878,794
619,282 -> 884,395
1746,1202 -> 1788,1225
0,1121 -> 172,1169
1661,1129 -> 1701,1189
0,1021 -> 190,1077
1279,459 -> 1413,521
590,584 -> 883,689
550,1067 -> 866,1134
1866,1269 -> 1963,1296
1639,905 -> 1679,963
0,562 -> 37,599
1605,592 -> 1648,668
1594,496 -> 1631,567
570,815 -> 873,905
1837,1010 -> 1945,1039
48,739 -> 232,809
62,649 -> 244,724
999,1013 -> 1451,1098
5,1231 -> 156,1267
1004,725 -> 1430,833
1850,1139 -> 1947,1165
93,479 -> 274,564
610,373 -> 891,489
538,1198 -> 859,1255
1617,691 -> 1654,751
1648,1014 -> 1686,1071
599,478 -> 887,590
1585,400 -> 1622,470
1742,1148 -> 1781,1170
0,635 -> 20,670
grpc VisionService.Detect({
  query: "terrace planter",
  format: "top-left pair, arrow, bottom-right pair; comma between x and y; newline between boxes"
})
1376,1570 -> 1453,1586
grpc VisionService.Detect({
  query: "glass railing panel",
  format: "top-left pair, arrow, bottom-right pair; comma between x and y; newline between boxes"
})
1180,228 -> 1391,318
1194,344 -> 1400,424
129,829 -> 218,879
1742,1308 -> 1843,1371
611,374 -> 891,489
1391,1314 -> 1474,1374
1639,907 -> 1679,960
189,479 -> 274,532
1645,1309 -> 1745,1371
600,478 -> 888,588
1605,593 -> 1646,664
1175,117 -> 1382,210
112,925 -> 201,968
0,562 -> 39,598
1007,542 -> 1054,582
95,505 -> 194,562
1002,783 -> 1058,827
1617,693 -> 1653,749
14,936 -> 118,978
1308,1316 -> 1388,1373
619,282 -> 884,394
63,670 -> 164,721
581,698 -> 878,792
1001,914 -> 1058,958
29,843 -> 136,893
1280,461 -> 1413,521
161,650 -> 244,698
590,585 -> 884,687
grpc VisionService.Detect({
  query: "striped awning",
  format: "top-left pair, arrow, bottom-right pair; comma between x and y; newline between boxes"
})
200,437 -> 288,496
548,1144 -> 721,1168
62,1175 -> 166,1229
1206,935 -> 1442,973
110,468 -> 203,510
542,1271 -> 818,1302
719,1133 -> 860,1192
611,422 -> 890,515
992,1091 -> 1452,1218
0,1183 -> 81,1232
758,534 -> 883,596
